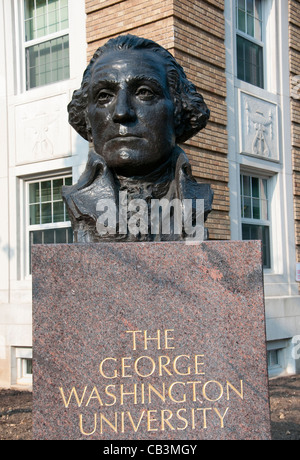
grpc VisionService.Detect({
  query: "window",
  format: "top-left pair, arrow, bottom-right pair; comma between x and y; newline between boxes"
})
236,0 -> 264,88
13,348 -> 33,386
240,174 -> 271,268
24,0 -> 70,90
28,175 -> 73,273
267,349 -> 279,368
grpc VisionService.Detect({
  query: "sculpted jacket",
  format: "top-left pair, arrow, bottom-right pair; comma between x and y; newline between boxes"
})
62,146 -> 213,242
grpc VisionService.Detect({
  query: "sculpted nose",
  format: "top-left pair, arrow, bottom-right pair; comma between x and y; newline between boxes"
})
112,90 -> 136,123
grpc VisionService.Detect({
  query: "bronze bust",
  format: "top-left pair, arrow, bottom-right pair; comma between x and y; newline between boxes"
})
62,34 -> 213,242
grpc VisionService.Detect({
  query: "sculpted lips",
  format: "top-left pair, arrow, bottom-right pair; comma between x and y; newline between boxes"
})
107,133 -> 144,142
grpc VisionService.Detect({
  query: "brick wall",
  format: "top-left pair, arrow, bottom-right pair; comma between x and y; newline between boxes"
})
85,0 -> 230,239
173,0 -> 229,239
289,0 -> 300,265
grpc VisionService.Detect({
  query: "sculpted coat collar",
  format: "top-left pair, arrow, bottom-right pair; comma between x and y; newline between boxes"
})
62,146 -> 213,242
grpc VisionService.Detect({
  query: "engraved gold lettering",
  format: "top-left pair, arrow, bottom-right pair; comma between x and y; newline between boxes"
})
85,386 -> 103,407
100,412 -> 118,434
195,355 -> 205,375
99,357 -> 117,379
79,413 -> 97,436
161,409 -> 175,431
191,408 -> 196,429
59,386 -> 87,408
127,410 -> 145,432
141,383 -> 145,404
144,330 -> 161,350
226,380 -> 244,400
148,383 -> 166,403
126,330 -> 142,350
197,407 -> 212,429
158,355 -> 172,376
214,407 -> 229,428
176,408 -> 188,430
173,355 -> 191,375
187,381 -> 202,401
120,383 -> 138,405
105,385 -> 117,406
164,329 -> 175,349
202,380 -> 223,402
147,409 -> 158,431
120,411 -> 125,433
134,356 -> 156,377
121,357 -> 132,378
168,381 -> 186,403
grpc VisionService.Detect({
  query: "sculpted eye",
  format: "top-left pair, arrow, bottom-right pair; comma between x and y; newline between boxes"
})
97,90 -> 114,104
135,86 -> 155,100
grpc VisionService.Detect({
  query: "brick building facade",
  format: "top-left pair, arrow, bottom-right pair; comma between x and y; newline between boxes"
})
290,0 -> 300,268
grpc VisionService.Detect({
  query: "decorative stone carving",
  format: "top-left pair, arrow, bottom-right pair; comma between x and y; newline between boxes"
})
15,94 -> 70,165
239,91 -> 279,161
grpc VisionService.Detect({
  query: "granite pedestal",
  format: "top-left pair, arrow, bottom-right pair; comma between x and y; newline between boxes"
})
32,241 -> 271,440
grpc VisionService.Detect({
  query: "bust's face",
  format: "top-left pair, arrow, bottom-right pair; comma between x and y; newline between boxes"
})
87,49 -> 176,176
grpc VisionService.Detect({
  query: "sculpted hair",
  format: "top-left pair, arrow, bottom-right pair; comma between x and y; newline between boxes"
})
68,34 -> 210,144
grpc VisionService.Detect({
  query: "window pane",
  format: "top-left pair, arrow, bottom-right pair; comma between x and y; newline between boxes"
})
36,1 -> 47,39
41,202 -> 52,223
242,224 -> 270,268
252,198 -> 260,219
261,179 -> 267,201
247,0 -> 254,14
26,359 -> 33,375
32,230 -> 43,244
41,180 -> 51,202
53,201 -> 64,222
26,36 -> 70,89
55,228 -> 67,243
255,0 -> 262,20
43,229 -> 55,244
24,0 -> 36,40
247,14 -> 254,37
30,204 -> 40,225
261,199 -> 268,220
29,182 -> 40,204
255,18 -> 262,41
252,177 -> 259,197
238,0 -> 245,10
242,175 -> 251,196
243,197 -> 252,218
237,35 -> 263,88
53,178 -> 63,201
67,227 -> 73,243
238,9 -> 246,33
65,177 -> 72,186
24,0 -> 69,41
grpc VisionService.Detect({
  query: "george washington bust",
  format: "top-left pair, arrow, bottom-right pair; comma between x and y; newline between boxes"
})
62,34 -> 213,242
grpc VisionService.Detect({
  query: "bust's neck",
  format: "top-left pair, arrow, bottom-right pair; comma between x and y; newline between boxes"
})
115,155 -> 175,185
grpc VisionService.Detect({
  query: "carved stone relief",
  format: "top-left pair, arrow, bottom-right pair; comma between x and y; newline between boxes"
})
239,91 -> 279,161
15,93 -> 71,165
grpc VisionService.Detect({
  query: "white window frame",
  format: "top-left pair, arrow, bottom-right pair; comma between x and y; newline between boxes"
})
20,0 -> 70,91
25,173 -> 73,276
235,0 -> 265,89
240,171 -> 273,270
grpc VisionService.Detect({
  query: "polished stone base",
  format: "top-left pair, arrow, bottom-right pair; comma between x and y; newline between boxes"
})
32,241 -> 271,440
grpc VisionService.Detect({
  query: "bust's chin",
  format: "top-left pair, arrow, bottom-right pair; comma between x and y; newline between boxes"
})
99,145 -> 174,178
